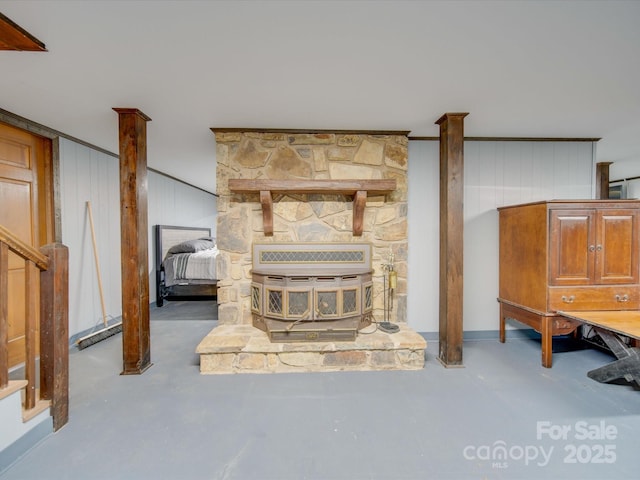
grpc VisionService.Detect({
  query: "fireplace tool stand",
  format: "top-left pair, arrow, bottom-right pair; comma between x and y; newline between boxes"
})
380,253 -> 399,334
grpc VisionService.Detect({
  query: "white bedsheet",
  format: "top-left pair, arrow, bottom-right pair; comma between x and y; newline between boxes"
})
163,247 -> 218,286
183,248 -> 218,280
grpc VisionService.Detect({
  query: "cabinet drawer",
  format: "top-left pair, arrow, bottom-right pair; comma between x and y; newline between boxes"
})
549,286 -> 640,311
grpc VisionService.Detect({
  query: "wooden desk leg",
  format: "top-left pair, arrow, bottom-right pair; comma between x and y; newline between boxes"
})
498,301 -> 556,368
540,315 -> 553,368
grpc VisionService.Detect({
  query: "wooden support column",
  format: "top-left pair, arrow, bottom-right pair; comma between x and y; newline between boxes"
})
436,112 -> 468,367
0,242 -> 8,388
113,108 -> 152,375
595,162 -> 613,199
40,243 -> 69,431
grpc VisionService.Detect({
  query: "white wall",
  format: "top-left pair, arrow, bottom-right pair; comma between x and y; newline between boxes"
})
609,157 -> 640,200
406,141 -> 440,335
407,140 -> 595,334
59,138 -> 217,339
59,139 -> 122,338
626,179 -> 640,199
609,157 -> 639,181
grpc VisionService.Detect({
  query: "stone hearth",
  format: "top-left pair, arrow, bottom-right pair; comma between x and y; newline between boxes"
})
196,324 -> 426,374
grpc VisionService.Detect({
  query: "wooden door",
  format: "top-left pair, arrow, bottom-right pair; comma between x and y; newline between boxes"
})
595,209 -> 639,284
0,122 -> 53,367
549,208 -> 596,286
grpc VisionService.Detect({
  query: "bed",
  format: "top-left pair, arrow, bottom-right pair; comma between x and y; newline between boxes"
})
155,225 -> 219,307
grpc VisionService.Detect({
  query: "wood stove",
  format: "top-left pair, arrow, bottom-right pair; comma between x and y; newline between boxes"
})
251,243 -> 373,342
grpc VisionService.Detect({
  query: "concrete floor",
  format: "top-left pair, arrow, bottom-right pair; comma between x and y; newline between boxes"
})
1,300 -> 639,480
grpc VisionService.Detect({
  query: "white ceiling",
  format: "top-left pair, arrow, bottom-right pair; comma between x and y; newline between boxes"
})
1,0 -> 639,194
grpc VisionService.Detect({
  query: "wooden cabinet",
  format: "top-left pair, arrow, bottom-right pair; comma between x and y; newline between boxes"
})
498,200 -> 640,367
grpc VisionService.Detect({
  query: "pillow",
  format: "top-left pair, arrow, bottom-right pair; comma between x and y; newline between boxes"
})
167,238 -> 215,255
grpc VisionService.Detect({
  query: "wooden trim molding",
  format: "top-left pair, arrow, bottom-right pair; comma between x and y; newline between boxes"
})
408,136 -> 601,142
212,127 -> 411,136
610,175 -> 640,184
229,179 -> 396,236
0,12 -> 46,51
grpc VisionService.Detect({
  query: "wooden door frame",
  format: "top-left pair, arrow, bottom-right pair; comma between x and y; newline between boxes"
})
1,111 -> 58,242
1,108 -> 120,242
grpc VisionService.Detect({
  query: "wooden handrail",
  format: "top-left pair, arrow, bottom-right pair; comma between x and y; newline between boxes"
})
0,224 -> 49,270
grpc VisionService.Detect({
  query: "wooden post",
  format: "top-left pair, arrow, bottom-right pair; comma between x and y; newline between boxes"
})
0,242 -> 8,388
436,112 -> 468,367
113,108 -> 152,375
595,162 -> 613,199
40,243 -> 69,431
24,261 -> 38,409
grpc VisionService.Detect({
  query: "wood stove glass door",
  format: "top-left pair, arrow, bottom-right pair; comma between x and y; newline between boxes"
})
266,287 -> 284,318
342,287 -> 360,316
287,289 -> 311,319
315,289 -> 339,319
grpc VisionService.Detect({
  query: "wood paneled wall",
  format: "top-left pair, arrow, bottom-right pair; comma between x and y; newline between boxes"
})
407,140 -> 595,334
59,138 -> 217,340
59,139 -> 121,338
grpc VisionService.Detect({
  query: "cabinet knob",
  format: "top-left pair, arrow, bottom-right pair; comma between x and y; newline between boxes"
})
596,244 -> 603,251
615,294 -> 629,302
588,245 -> 596,252
561,295 -> 575,303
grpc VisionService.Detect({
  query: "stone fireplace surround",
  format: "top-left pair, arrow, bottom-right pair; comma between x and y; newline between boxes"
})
196,129 -> 426,373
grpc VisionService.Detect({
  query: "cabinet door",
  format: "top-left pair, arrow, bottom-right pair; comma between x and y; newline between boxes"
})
595,209 -> 639,284
549,209 -> 596,286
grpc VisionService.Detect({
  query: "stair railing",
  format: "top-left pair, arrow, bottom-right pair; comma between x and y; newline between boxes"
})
0,224 -> 68,431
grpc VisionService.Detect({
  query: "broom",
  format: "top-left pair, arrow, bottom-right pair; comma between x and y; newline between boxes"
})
77,201 -> 122,350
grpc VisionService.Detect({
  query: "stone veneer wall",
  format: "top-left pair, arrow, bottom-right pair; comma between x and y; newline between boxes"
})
214,131 -> 408,328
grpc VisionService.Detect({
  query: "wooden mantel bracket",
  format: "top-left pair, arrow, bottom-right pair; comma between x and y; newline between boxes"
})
229,179 -> 396,236
259,190 -> 274,236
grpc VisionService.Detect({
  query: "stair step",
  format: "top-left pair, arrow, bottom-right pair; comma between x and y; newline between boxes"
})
0,380 -> 28,401
22,398 -> 51,422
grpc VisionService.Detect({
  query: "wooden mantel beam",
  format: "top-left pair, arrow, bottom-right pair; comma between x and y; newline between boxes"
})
229,179 -> 396,237
228,179 -> 396,195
